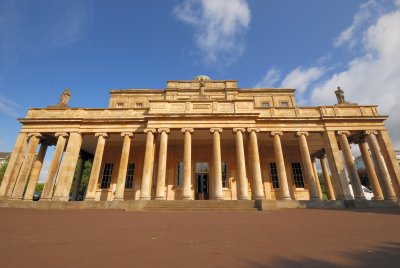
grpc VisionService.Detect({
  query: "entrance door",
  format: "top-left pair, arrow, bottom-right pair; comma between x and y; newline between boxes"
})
196,173 -> 209,200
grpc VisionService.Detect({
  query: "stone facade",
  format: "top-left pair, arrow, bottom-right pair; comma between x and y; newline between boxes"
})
1,76 -> 400,203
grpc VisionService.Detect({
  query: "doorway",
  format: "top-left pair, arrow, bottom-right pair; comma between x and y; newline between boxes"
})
195,162 -> 209,200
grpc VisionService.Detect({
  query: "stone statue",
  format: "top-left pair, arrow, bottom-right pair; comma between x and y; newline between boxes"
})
335,86 -> 346,104
199,78 -> 205,95
59,88 -> 71,106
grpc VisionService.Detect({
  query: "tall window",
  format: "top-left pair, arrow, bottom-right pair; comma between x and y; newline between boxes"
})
292,162 -> 305,188
269,162 -> 279,188
100,163 -> 114,189
125,163 -> 135,189
222,161 -> 228,188
177,161 -> 183,187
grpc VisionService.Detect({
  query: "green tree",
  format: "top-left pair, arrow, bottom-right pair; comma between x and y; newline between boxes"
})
0,155 -> 10,184
317,172 -> 328,200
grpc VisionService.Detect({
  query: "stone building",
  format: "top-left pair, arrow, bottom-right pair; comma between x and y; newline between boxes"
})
0,76 -> 399,204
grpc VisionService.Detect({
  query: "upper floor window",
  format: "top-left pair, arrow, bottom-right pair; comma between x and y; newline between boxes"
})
177,161 -> 183,187
222,161 -> 228,188
292,162 -> 305,188
269,162 -> 279,188
117,102 -> 124,108
280,101 -> 289,107
100,163 -> 114,189
261,102 -> 270,108
136,102 -> 143,108
125,163 -> 135,189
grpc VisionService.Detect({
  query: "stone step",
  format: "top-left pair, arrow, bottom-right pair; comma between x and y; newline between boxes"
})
144,200 -> 259,211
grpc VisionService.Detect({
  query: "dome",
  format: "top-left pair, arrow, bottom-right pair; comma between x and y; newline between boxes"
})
194,75 -> 211,81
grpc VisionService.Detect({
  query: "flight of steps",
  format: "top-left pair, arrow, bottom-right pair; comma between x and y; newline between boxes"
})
144,200 -> 260,211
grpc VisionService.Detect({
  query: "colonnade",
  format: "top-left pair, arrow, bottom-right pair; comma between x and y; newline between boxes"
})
0,128 -> 399,202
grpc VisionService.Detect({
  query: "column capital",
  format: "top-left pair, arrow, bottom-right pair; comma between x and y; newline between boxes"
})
28,132 -> 42,138
95,132 -> 109,138
247,128 -> 259,133
296,131 -> 309,137
210,128 -> 223,133
158,128 -> 170,134
55,132 -> 69,138
270,131 -> 283,137
181,128 -> 194,133
365,130 -> 378,135
121,132 -> 134,137
337,130 -> 350,137
233,128 -> 246,133
144,128 -> 157,134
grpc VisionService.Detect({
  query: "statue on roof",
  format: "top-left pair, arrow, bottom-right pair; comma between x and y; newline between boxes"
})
335,86 -> 347,104
59,88 -> 71,106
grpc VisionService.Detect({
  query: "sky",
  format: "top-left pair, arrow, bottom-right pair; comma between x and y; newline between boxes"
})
1,0 -> 400,156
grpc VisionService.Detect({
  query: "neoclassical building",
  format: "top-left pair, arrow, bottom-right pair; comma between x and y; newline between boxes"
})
1,76 -> 399,204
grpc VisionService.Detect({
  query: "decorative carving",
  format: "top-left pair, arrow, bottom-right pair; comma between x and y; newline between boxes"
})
210,128 -> 223,133
296,131 -> 309,137
247,128 -> 259,133
144,128 -> 157,134
95,132 -> 109,138
364,130 -> 378,135
233,128 -> 246,133
337,130 -> 350,137
158,128 -> 170,133
181,128 -> 194,133
270,131 -> 283,137
121,132 -> 134,137
48,88 -> 71,108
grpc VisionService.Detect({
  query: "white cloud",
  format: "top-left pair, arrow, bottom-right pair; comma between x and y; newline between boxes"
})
280,67 -> 325,94
255,68 -> 281,88
173,0 -> 250,64
0,94 -> 21,117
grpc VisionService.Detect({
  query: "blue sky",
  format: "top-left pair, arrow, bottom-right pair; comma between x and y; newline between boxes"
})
1,0 -> 400,152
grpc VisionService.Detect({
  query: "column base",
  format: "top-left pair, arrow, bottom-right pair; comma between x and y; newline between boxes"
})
238,196 -> 250,200
84,198 -> 96,202
181,196 -> 193,200
139,196 -> 150,200
213,196 -> 224,200
154,196 -> 166,200
384,196 -> 397,201
281,197 -> 292,200
113,197 -> 124,201
8,196 -> 22,201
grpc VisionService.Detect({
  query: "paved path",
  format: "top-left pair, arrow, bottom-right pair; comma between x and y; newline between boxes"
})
1,208 -> 400,267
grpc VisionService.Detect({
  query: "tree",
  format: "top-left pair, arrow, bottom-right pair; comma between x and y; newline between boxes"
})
0,156 -> 10,184
317,172 -> 328,200
357,168 -> 371,190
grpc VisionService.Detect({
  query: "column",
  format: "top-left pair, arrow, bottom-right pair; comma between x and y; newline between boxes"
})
322,131 -> 352,200
210,128 -> 223,200
271,132 -> 290,200
24,141 -> 49,201
233,128 -> 249,200
11,133 -> 42,200
311,158 -> 323,199
140,129 -> 156,200
375,130 -> 400,198
247,128 -> 264,200
365,131 -> 396,200
319,154 -> 336,200
155,128 -> 170,200
0,133 -> 28,198
181,128 -> 193,200
114,132 -> 133,201
5,135 -> 28,197
70,156 -> 85,201
337,131 -> 365,200
85,133 -> 108,201
52,132 -> 83,201
356,137 -> 384,200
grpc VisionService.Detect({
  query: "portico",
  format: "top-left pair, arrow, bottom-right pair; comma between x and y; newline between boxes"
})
1,77 -> 399,205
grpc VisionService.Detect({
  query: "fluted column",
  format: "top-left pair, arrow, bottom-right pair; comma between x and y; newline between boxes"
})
85,133 -> 108,201
155,128 -> 170,200
71,156 -> 85,201
24,141 -> 49,201
114,132 -> 133,201
297,132 -> 319,200
271,132 -> 290,200
311,158 -> 323,199
337,131 -> 365,200
247,128 -> 264,200
234,128 -> 249,200
365,130 -> 396,200
181,128 -> 193,200
319,154 -> 335,200
11,133 -> 42,200
140,129 -> 156,200
356,137 -> 384,200
41,132 -> 68,200
52,132 -> 82,201
0,133 -> 28,198
210,128 -> 223,200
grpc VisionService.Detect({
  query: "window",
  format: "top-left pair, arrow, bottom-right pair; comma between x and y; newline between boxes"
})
125,163 -> 135,189
100,163 -> 114,189
222,162 -> 228,188
136,102 -> 143,108
117,102 -> 124,108
261,102 -> 270,108
280,101 -> 289,107
292,162 -> 305,188
177,161 -> 183,187
269,162 -> 279,188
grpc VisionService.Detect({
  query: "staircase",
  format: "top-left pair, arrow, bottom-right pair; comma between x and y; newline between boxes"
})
144,200 -> 260,211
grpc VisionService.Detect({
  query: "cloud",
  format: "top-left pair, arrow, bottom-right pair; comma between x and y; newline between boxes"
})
280,67 -> 325,95
0,94 -> 22,117
173,0 -> 251,64
255,68 -> 281,88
